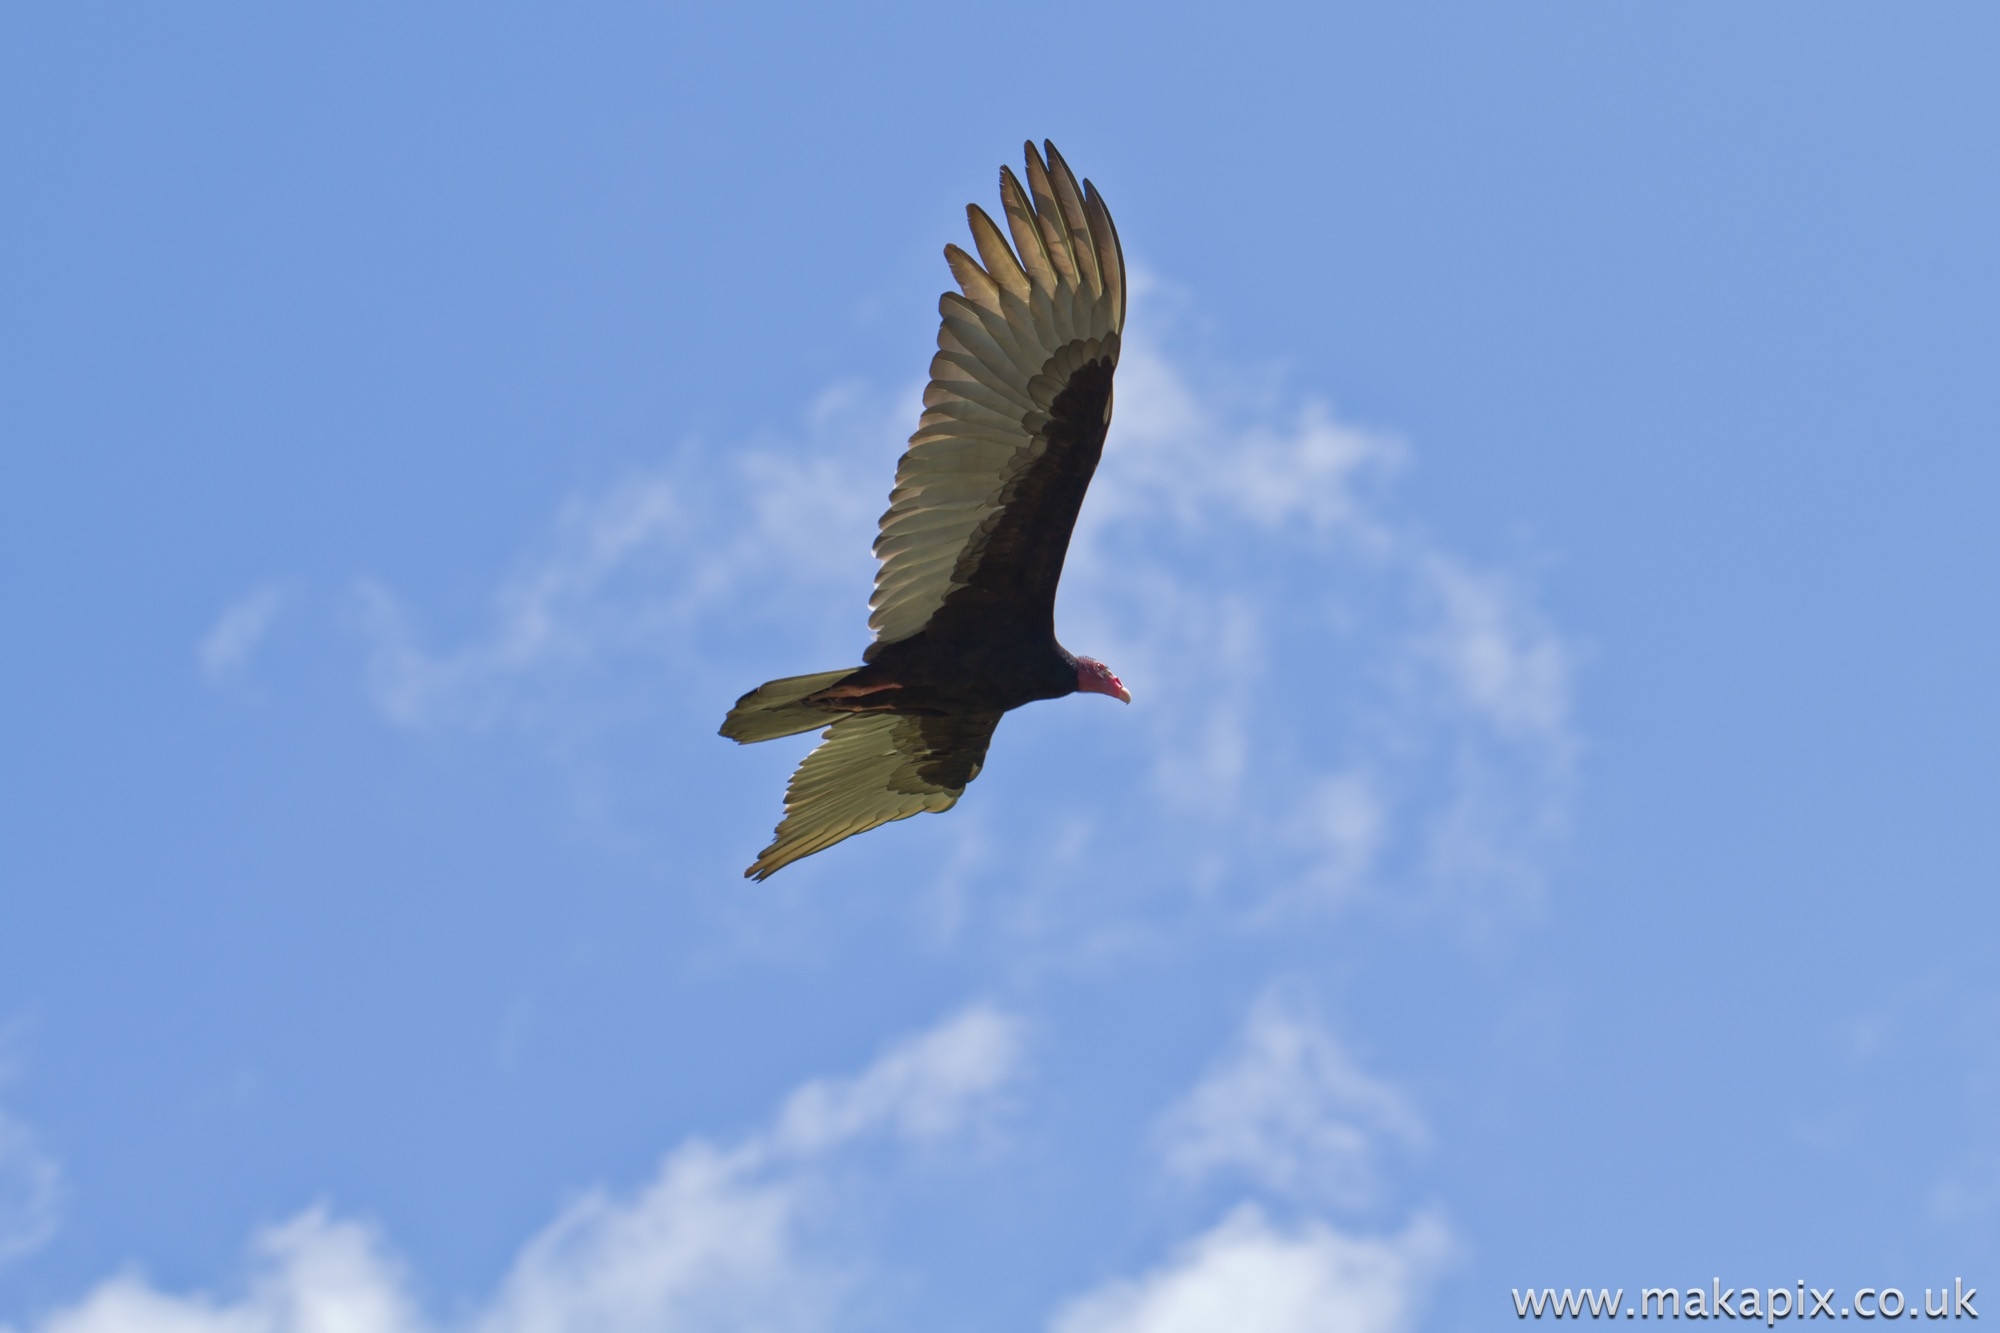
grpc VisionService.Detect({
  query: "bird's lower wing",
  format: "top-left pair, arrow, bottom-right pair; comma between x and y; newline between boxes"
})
745,711 -> 1001,880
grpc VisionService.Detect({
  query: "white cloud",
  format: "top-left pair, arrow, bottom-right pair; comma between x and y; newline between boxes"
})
476,1144 -> 823,1333
769,1004 -> 1022,1156
1414,554 -> 1572,745
0,1109 -> 60,1268
1055,301 -> 1578,933
480,1004 -> 1015,1333
1156,986 -> 1423,1207
354,470 -> 689,729
1098,335 -> 1405,541
1062,986 -> 1446,1333
199,583 -> 290,684
5,1005 -> 1023,1333
1283,773 -> 1386,907
31,1211 -> 419,1333
1048,1206 -> 1450,1333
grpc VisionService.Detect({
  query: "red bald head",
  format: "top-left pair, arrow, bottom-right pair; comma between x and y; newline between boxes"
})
1074,656 -> 1131,704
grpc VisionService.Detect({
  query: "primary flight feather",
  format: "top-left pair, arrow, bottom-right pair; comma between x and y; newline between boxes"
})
722,140 -> 1129,879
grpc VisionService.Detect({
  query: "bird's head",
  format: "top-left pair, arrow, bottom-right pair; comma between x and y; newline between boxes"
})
1074,656 -> 1131,704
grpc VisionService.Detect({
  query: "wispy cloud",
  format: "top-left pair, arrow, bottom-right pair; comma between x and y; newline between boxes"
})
198,582 -> 290,685
354,382 -> 901,733
769,1004 -> 1021,1156
1094,340 -> 1404,541
354,471 -> 692,730
5,1005 -> 1023,1333
1156,985 -> 1424,1208
1055,982 -> 1447,1333
1048,1206 -> 1451,1333
0,1108 -> 60,1270
1413,554 -> 1572,744
1054,300 -> 1578,935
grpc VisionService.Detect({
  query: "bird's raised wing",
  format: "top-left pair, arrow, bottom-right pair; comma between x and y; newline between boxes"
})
867,140 -> 1126,654
744,710 -> 1002,880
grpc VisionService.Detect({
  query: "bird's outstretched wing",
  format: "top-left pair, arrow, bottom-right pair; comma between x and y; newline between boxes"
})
867,140 -> 1126,655
744,711 -> 1002,880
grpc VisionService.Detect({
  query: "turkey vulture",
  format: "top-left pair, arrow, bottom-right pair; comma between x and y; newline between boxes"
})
721,140 -> 1129,880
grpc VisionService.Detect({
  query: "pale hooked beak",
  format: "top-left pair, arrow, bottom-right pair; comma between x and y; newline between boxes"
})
1116,683 -> 1132,704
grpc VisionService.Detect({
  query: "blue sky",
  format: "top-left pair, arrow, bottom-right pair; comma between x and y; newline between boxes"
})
4,5 -> 1999,1330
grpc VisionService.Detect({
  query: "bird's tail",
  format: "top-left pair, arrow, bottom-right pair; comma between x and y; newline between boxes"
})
719,669 -> 858,743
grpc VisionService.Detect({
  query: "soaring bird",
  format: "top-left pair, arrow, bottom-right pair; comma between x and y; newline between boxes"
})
722,140 -> 1129,880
